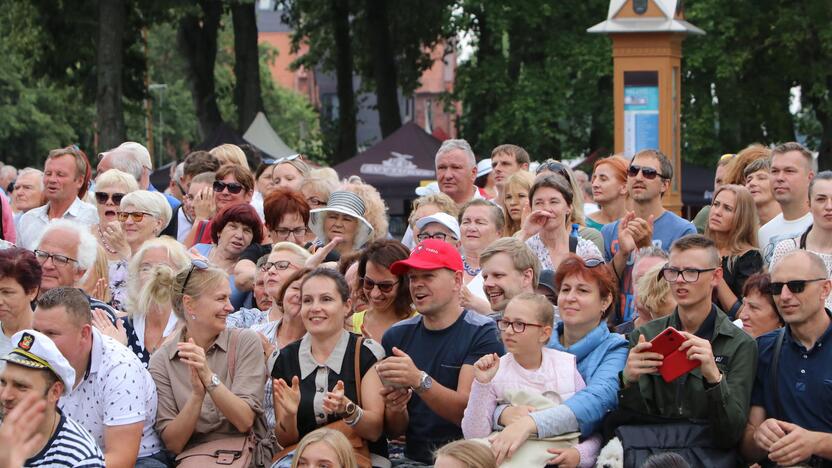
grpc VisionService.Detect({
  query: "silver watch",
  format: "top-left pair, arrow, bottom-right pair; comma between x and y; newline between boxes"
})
207,373 -> 220,392
414,372 -> 432,394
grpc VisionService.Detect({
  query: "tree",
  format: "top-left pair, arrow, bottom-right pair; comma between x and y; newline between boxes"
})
231,0 -> 264,132
96,0 -> 128,150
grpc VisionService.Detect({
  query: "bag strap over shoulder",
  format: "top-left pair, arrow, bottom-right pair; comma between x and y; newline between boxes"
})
354,336 -> 363,406
228,328 -> 240,384
770,327 -> 786,420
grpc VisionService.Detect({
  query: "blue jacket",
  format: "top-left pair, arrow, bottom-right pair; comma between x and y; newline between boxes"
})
548,321 -> 628,436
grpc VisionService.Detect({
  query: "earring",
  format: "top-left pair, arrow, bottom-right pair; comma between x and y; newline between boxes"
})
190,314 -> 197,320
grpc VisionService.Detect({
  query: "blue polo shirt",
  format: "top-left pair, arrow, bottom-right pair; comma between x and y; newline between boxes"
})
751,313 -> 832,433
381,310 -> 504,464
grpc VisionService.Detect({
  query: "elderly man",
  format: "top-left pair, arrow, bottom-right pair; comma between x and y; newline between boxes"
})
33,288 -> 167,468
0,165 -> 17,194
0,329 -> 105,466
11,168 -> 45,228
436,139 -> 482,209
17,147 -> 98,250
741,250 -> 832,466
98,141 -> 180,211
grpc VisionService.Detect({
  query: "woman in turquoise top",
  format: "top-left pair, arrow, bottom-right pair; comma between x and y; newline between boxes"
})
193,203 -> 264,310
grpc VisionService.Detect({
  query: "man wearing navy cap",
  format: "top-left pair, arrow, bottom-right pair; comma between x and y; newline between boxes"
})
377,239 -> 504,465
0,329 -> 104,467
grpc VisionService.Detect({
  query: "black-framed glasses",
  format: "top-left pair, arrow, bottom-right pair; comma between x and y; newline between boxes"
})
213,180 -> 244,194
417,232 -> 457,242
33,249 -> 78,266
768,278 -> 828,295
660,266 -> 716,283
627,164 -> 667,180
361,277 -> 399,293
181,259 -> 210,294
274,227 -> 307,239
496,319 -> 546,333
117,211 -> 153,223
262,260 -> 295,272
94,191 -> 125,205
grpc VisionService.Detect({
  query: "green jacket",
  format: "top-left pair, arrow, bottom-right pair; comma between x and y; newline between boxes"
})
619,306 -> 758,448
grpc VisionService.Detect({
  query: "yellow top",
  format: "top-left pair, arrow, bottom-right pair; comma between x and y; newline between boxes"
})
351,309 -> 419,335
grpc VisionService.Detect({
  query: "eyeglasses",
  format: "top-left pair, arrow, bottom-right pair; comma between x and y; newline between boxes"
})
262,260 -> 295,272
274,227 -> 308,239
307,197 -> 327,208
767,278 -> 827,295
117,211 -> 153,223
660,266 -> 716,283
94,192 -> 125,205
33,249 -> 78,266
181,259 -> 210,294
275,154 -> 301,164
417,232 -> 457,242
496,319 -> 545,333
627,164 -> 667,180
213,181 -> 245,194
361,277 -> 399,293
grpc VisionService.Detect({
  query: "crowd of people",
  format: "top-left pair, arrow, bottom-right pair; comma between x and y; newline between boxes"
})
0,138 -> 830,468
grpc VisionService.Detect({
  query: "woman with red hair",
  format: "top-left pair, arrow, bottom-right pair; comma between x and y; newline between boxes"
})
586,155 -> 629,231
489,254 -> 628,464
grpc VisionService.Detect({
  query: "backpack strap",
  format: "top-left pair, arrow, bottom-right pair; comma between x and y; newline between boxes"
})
770,328 -> 786,420
799,225 -> 812,249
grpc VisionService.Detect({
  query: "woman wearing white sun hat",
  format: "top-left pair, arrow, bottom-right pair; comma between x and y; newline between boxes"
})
308,191 -> 375,260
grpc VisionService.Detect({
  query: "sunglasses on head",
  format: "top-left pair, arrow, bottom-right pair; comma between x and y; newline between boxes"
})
767,278 -> 827,295
361,277 -> 399,293
536,161 -> 572,182
213,180 -> 245,194
627,164 -> 666,180
181,259 -> 210,294
117,211 -> 153,222
94,192 -> 125,205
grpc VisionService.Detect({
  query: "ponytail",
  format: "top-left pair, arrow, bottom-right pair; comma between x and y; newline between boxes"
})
135,264 -> 184,320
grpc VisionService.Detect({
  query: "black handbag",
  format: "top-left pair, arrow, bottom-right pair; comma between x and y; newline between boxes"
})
614,422 -> 738,468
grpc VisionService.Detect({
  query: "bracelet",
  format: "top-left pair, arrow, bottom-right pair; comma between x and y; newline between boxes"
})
345,406 -> 364,427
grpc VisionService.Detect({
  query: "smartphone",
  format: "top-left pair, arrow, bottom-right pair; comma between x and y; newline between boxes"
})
649,327 -> 701,383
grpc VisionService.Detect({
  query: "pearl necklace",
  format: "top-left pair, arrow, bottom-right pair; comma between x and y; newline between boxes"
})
98,225 -> 118,255
462,256 -> 480,276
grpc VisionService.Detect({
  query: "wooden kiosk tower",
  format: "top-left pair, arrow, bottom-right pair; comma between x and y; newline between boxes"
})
588,0 -> 703,212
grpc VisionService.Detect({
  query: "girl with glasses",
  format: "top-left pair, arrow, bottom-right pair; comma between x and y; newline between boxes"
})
350,240 -> 415,341
463,293 -> 601,467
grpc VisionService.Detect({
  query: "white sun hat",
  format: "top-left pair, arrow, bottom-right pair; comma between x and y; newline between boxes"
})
308,191 -> 375,250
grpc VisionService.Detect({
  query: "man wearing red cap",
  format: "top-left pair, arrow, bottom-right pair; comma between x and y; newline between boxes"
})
377,239 -> 504,465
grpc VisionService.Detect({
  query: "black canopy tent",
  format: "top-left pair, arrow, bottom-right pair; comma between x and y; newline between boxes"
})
334,122 -> 442,217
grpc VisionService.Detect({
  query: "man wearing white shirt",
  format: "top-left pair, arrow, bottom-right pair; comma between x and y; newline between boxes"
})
33,287 -> 167,468
17,147 -> 98,250
758,142 -> 815,263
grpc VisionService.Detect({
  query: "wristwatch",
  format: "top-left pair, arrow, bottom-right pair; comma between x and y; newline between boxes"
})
206,373 -> 221,392
344,401 -> 357,418
413,372 -> 432,394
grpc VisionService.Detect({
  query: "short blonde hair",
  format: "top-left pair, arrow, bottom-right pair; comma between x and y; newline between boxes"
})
120,190 -> 172,231
301,170 -> 339,201
95,169 -> 139,193
271,241 -> 312,264
210,144 -> 249,170
408,192 -> 458,228
343,182 -> 389,241
480,237 -> 540,287
435,440 -> 496,468
636,261 -> 673,319
291,428 -> 357,468
126,237 -> 191,316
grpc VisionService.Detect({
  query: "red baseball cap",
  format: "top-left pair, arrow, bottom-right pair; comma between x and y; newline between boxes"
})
390,239 -> 463,275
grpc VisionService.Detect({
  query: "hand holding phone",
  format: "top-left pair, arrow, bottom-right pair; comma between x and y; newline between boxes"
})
650,327 -> 701,382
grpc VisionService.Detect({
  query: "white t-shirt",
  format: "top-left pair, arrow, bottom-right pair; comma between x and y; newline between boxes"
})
758,212 -> 813,263
60,328 -> 163,458
0,323 -> 12,357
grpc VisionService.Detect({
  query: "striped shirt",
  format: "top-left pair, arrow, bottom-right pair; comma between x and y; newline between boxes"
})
25,411 -> 105,467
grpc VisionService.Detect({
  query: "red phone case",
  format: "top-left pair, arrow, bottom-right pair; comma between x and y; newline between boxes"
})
649,327 -> 701,382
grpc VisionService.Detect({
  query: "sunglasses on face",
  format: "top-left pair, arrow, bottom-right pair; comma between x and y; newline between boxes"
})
94,192 -> 125,205
496,319 -> 545,334
361,277 -> 399,293
627,164 -> 666,180
33,249 -> 78,266
117,211 -> 153,223
181,259 -> 210,294
213,180 -> 245,194
262,260 -> 295,272
660,266 -> 716,283
767,278 -> 827,295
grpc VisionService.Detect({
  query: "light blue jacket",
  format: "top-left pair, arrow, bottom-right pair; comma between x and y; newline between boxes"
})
541,322 -> 628,437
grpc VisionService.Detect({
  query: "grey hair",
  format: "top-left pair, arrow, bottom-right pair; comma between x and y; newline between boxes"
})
120,190 -> 172,231
174,162 -> 185,182
34,219 -> 98,281
106,152 -> 145,182
435,139 -> 476,168
0,165 -> 18,179
17,168 -> 44,191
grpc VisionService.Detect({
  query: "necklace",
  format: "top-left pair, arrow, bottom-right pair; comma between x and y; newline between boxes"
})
462,256 -> 481,276
97,225 -> 118,254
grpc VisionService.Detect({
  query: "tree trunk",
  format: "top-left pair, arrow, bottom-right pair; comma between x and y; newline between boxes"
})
365,0 -> 401,138
331,0 -> 357,163
178,0 -> 224,140
96,0 -> 127,151
232,0 -> 263,132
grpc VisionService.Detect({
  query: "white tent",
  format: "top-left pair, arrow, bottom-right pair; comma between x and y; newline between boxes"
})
243,112 -> 296,159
